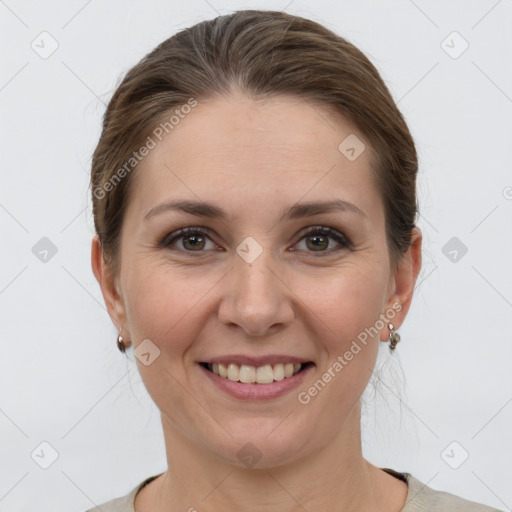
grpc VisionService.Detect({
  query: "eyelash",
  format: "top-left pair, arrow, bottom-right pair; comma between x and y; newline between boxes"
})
158,225 -> 351,256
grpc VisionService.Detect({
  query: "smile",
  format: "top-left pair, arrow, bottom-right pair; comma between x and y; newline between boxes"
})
202,362 -> 312,384
198,355 -> 315,400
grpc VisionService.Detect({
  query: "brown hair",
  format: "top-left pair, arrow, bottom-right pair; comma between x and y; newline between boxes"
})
90,9 -> 418,278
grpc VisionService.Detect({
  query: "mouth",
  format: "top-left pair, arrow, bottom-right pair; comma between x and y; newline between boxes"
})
199,361 -> 315,385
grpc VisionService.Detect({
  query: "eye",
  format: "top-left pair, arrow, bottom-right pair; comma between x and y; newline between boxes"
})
293,226 -> 350,254
159,227 -> 218,252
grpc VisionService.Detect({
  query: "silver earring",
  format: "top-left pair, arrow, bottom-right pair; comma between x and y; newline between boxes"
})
388,323 -> 401,350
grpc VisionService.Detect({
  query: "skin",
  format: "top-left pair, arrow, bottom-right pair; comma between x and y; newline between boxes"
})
92,89 -> 422,511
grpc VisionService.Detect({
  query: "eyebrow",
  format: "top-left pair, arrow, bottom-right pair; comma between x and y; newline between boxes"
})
144,198 -> 366,222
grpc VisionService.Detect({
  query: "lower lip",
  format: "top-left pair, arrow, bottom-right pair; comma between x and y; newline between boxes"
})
198,364 -> 314,400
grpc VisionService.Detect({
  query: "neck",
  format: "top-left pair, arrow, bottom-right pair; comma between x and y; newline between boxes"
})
146,402 -> 388,511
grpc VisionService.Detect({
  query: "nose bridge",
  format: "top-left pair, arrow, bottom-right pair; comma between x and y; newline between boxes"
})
218,241 -> 294,335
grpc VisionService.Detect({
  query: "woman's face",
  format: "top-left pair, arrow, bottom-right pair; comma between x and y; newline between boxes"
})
95,91 -> 419,468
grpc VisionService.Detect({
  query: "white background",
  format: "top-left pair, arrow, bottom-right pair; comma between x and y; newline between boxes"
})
1,0 -> 511,510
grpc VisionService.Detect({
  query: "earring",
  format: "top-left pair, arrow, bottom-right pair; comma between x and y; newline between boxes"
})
116,334 -> 129,353
388,323 -> 401,350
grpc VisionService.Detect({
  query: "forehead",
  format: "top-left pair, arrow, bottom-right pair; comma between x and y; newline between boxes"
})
127,92 -> 382,221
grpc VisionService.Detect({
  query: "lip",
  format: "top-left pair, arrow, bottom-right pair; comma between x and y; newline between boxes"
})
201,354 -> 312,367
198,361 -> 315,400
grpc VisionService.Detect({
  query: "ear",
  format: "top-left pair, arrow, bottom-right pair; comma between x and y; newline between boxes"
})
91,234 -> 129,338
380,227 -> 422,341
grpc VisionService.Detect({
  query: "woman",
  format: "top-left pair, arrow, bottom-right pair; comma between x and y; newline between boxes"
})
87,9 -> 501,511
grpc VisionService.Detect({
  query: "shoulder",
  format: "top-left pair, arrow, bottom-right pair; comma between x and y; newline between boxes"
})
402,472 -> 504,512
82,473 -> 163,512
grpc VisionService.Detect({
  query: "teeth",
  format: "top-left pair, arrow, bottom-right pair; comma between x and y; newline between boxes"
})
239,365 -> 256,383
284,363 -> 294,378
273,363 -> 284,381
218,363 -> 228,378
227,363 -> 239,381
256,364 -> 274,384
206,361 -> 305,384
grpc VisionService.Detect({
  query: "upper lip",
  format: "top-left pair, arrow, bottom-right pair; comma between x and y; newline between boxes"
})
200,355 -> 313,367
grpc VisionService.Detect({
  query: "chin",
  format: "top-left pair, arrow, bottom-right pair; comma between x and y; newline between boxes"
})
203,422 -> 314,470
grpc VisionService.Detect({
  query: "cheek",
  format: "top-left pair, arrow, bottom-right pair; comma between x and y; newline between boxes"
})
122,262 -> 210,354
121,264 -> 212,412
294,266 -> 385,401
292,272 -> 384,421
295,264 -> 387,345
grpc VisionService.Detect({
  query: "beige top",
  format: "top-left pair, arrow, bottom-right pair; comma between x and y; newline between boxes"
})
84,468 -> 503,511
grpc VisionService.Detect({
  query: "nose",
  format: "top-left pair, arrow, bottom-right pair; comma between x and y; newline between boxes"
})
218,252 -> 295,337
